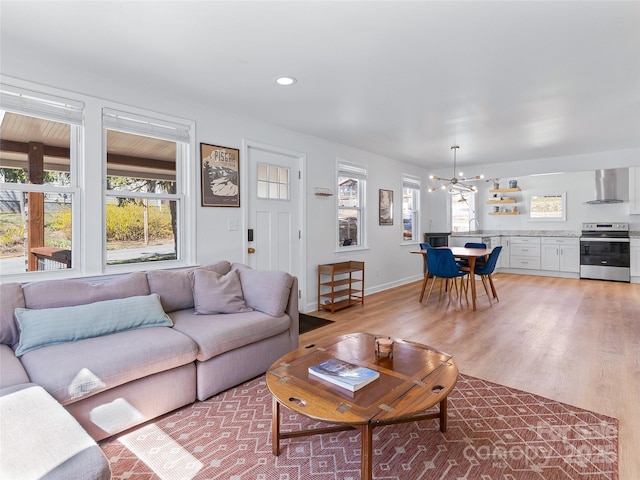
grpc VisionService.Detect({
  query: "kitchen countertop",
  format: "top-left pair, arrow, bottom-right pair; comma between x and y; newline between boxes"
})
450,230 -> 580,238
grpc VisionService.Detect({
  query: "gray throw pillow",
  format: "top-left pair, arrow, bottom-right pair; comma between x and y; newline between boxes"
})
191,269 -> 253,315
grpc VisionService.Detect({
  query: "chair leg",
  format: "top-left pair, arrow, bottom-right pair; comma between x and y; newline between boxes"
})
480,275 -> 492,306
438,278 -> 445,302
460,275 -> 469,306
425,275 -> 438,304
419,273 -> 429,302
487,274 -> 499,302
451,277 -> 459,302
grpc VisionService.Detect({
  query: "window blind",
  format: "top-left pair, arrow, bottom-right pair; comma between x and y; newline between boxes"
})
0,84 -> 84,125
102,108 -> 191,143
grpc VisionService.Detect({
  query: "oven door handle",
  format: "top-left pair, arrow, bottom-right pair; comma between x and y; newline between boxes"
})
580,237 -> 630,243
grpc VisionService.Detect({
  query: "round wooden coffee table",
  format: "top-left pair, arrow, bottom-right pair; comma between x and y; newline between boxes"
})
266,332 -> 458,480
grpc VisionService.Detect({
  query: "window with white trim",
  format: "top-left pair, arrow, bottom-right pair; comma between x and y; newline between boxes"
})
103,108 -> 189,266
451,193 -> 477,232
0,82 -> 194,279
337,161 -> 367,248
402,175 -> 421,242
0,85 -> 82,274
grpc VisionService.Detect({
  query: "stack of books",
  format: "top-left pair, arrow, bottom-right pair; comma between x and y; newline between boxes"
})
308,357 -> 380,392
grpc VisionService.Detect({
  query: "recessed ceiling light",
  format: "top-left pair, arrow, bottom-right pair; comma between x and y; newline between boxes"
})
275,76 -> 297,86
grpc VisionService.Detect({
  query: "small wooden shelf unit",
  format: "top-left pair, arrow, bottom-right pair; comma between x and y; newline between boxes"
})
317,261 -> 365,313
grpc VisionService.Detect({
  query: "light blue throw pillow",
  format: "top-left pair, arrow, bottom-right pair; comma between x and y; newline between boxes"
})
14,294 -> 172,357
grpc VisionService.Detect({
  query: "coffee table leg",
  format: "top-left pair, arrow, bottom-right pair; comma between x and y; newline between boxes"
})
358,424 -> 373,480
439,397 -> 448,432
272,397 -> 281,455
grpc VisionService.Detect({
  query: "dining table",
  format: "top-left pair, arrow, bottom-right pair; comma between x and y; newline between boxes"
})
411,247 -> 494,311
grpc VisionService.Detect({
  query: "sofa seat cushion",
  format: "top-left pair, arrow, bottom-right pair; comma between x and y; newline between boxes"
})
19,327 -> 197,405
169,309 -> 291,362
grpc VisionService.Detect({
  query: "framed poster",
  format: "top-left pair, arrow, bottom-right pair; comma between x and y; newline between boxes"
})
200,143 -> 240,207
379,189 -> 393,225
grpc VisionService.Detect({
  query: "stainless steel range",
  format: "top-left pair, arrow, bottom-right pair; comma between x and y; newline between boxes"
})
580,222 -> 630,282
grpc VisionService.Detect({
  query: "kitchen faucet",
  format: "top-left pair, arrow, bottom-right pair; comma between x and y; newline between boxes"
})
469,218 -> 480,232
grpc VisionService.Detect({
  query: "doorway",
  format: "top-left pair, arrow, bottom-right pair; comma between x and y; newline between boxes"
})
243,140 -> 305,306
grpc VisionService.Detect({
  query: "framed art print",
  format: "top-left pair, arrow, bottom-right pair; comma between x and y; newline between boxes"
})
379,189 -> 393,225
200,143 -> 240,207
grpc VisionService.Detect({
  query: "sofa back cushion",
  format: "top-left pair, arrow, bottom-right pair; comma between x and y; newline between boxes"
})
237,268 -> 294,317
0,283 -> 25,347
14,294 -> 173,356
147,261 -> 231,312
22,272 -> 150,309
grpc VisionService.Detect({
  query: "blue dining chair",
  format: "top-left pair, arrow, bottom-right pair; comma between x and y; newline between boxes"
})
457,242 -> 487,268
422,248 -> 468,305
472,246 -> 502,306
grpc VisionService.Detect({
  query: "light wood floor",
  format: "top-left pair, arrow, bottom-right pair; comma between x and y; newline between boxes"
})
301,273 -> 640,479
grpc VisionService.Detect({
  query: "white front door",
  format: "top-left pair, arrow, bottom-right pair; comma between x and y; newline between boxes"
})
244,140 -> 305,301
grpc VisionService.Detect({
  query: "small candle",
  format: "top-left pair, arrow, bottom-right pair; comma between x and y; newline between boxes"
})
376,337 -> 394,357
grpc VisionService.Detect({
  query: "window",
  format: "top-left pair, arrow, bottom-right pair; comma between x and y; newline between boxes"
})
0,81 -> 194,280
103,109 -> 190,267
402,175 -> 420,242
451,193 -> 477,232
528,192 -> 566,221
0,86 -> 82,275
337,161 -> 367,248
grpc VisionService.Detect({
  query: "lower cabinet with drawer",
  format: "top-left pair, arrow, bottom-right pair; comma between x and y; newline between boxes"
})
540,237 -> 580,272
509,237 -> 541,270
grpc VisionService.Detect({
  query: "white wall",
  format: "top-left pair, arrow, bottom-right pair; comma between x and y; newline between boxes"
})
3,73 -> 639,310
1,75 -> 427,311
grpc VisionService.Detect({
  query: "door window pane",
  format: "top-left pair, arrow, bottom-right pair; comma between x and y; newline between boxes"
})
256,163 -> 290,200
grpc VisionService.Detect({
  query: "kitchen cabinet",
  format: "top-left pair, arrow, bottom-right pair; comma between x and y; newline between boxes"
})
317,261 -> 365,313
631,239 -> 640,277
630,167 -> 640,215
500,237 -> 511,268
509,237 -> 541,269
540,237 -> 580,272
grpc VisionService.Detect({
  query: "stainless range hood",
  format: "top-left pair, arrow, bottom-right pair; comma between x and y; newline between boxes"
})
586,169 -> 625,204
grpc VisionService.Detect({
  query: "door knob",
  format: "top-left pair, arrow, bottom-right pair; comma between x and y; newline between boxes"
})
248,247 -> 255,254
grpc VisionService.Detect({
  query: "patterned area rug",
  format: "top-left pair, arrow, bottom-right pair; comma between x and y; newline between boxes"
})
101,374 -> 618,479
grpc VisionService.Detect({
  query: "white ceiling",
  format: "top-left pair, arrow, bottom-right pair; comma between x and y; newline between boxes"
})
1,1 -> 639,170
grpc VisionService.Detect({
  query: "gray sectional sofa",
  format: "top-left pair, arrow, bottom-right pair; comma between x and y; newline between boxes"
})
0,260 -> 299,479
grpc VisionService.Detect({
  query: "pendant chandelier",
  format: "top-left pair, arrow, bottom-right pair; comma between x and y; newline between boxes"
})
428,145 -> 484,194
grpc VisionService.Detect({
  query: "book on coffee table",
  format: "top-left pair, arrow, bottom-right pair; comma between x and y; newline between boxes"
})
308,358 -> 380,392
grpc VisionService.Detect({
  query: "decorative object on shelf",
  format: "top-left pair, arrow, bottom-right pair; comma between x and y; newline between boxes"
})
200,143 -> 240,207
314,187 -> 334,197
379,189 -> 393,225
509,180 -> 518,188
428,145 -> 484,194
486,178 -> 501,189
